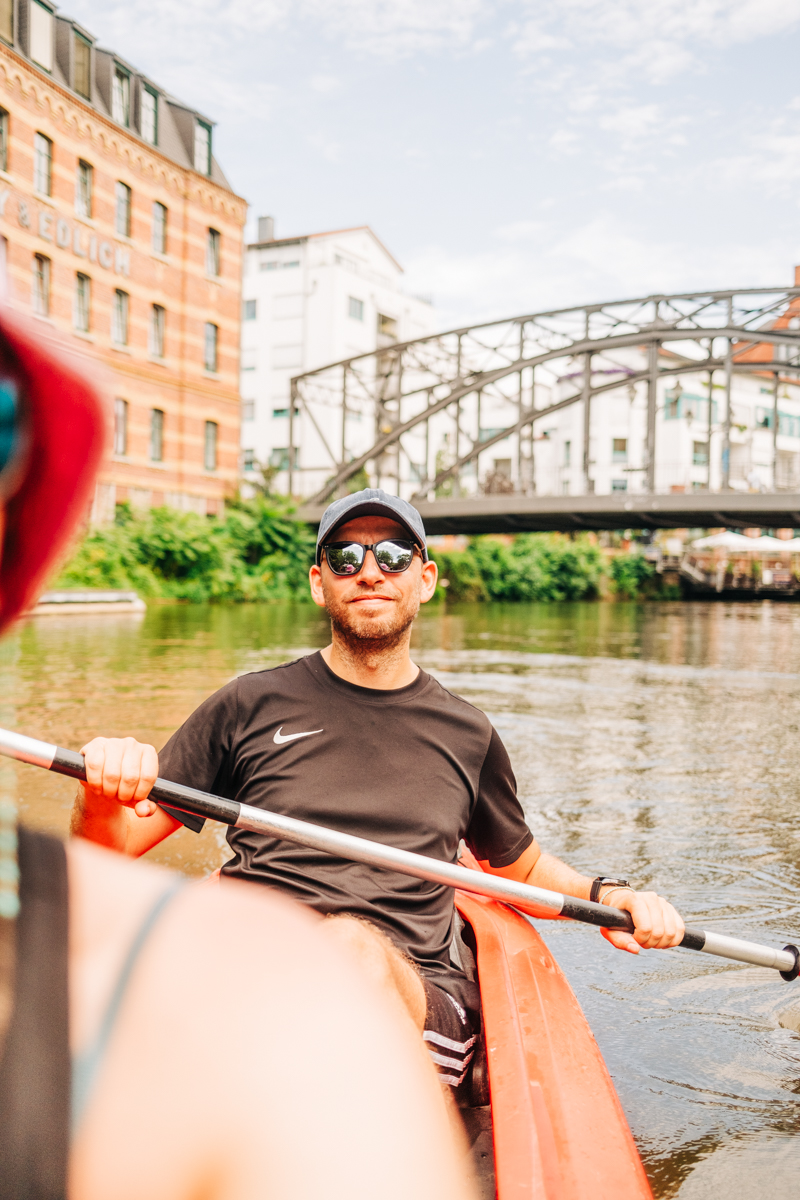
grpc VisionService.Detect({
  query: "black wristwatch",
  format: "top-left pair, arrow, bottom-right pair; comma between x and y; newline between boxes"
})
590,876 -> 630,904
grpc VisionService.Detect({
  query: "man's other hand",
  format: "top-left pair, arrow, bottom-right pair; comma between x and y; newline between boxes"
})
80,736 -> 159,819
600,888 -> 685,954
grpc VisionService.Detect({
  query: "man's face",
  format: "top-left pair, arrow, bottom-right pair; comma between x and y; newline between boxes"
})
308,515 -> 438,643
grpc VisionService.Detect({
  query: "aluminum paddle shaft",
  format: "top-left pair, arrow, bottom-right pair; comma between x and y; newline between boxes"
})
1,726 -> 798,980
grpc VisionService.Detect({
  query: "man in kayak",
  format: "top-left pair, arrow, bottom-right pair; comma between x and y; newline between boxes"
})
72,488 -> 685,1091
0,319 -> 474,1200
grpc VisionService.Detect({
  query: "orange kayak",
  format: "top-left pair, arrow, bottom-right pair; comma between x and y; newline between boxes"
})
456,878 -> 652,1200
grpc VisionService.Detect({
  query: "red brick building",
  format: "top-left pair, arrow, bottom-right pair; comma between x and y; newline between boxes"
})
0,1 -> 246,518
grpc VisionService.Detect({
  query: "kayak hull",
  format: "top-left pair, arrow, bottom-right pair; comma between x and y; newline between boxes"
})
456,888 -> 652,1200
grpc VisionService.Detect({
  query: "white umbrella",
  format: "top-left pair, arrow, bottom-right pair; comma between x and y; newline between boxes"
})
744,536 -> 794,551
691,532 -> 758,550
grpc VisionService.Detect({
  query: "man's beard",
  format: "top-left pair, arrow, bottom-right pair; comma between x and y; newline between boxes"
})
322,582 -> 421,655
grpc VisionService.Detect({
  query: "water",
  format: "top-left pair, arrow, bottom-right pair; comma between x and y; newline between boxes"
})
8,599 -> 800,1197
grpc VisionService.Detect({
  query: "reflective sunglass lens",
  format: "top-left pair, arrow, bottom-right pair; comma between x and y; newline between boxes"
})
326,544 -> 364,574
375,541 -> 414,571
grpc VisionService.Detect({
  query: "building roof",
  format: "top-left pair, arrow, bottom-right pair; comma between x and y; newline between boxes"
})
248,225 -> 404,273
3,3 -> 232,189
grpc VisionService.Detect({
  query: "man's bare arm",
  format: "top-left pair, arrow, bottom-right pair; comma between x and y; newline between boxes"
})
480,839 -> 685,954
69,736 -> 181,857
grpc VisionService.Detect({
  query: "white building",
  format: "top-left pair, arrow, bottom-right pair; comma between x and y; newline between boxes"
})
531,347 -> 800,498
240,219 -> 437,494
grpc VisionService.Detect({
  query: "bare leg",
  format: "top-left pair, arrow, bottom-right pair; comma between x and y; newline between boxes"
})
324,916 -> 472,1159
323,915 -> 427,1031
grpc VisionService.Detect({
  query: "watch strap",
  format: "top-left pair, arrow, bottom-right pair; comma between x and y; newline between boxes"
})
590,876 -> 630,904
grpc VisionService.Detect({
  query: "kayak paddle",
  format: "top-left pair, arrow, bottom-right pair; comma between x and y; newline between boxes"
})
1,726 -> 797,980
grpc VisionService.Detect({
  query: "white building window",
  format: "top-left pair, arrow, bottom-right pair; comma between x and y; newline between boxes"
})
112,66 -> 130,127
377,313 -> 397,340
75,160 -> 92,217
204,322 -> 218,372
112,289 -> 129,345
563,440 -> 571,467
243,299 -> 256,320
204,420 -> 218,471
32,253 -> 50,315
149,304 -> 165,357
74,272 -> 90,332
348,296 -> 364,321
141,87 -> 158,145
150,408 -> 164,461
612,437 -> 627,462
151,201 -> 167,254
33,132 -> 52,195
611,479 -> 628,492
242,400 -> 255,420
206,228 -> 220,276
30,1 -> 53,72
194,120 -> 211,175
113,398 -> 128,456
115,181 -> 131,237
242,448 -> 255,472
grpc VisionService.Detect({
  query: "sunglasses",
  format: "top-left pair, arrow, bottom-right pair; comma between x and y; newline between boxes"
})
323,539 -> 426,576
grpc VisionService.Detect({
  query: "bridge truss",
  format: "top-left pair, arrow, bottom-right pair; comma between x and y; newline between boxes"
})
288,287 -> 800,512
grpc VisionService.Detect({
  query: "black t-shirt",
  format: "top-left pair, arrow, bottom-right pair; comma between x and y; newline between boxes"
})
158,652 -> 533,1013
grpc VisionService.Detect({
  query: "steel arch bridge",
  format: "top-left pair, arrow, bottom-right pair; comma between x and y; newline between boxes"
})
287,286 -> 800,528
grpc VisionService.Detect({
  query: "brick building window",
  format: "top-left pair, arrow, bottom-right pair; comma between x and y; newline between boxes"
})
112,289 -> 129,345
151,201 -> 167,254
141,87 -> 158,146
194,120 -> 211,175
74,32 -> 91,100
204,322 -> 218,372
149,304 -> 165,357
0,109 -> 8,173
30,1 -> 53,72
0,0 -> 11,46
204,420 -> 218,471
115,181 -> 131,237
112,66 -> 130,127
206,228 -> 220,276
74,272 -> 90,332
75,160 -> 92,217
113,398 -> 128,456
33,132 -> 52,195
149,408 -> 164,462
32,254 -> 50,315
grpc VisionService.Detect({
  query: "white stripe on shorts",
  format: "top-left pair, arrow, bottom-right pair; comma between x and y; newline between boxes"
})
423,1029 -> 477,1054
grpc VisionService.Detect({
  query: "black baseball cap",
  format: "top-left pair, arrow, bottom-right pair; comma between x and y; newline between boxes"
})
315,488 -> 428,564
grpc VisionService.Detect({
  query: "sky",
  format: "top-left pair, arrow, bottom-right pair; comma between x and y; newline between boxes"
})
63,0 -> 800,329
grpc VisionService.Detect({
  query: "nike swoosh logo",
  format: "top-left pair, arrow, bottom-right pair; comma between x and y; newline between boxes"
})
273,726 -> 324,745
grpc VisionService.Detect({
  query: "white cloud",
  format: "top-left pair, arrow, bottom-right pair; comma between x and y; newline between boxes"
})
309,75 -> 342,94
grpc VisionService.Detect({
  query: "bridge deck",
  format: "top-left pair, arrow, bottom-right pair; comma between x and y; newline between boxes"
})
296,492 -> 800,535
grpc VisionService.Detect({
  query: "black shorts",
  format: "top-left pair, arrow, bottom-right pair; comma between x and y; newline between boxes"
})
421,978 -> 480,1090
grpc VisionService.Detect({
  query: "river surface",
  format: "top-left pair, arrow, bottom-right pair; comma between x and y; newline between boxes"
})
7,599 -> 800,1197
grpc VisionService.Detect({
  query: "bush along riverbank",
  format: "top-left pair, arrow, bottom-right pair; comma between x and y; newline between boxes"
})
431,534 -> 667,602
56,497 -> 317,602
57,509 -> 668,605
